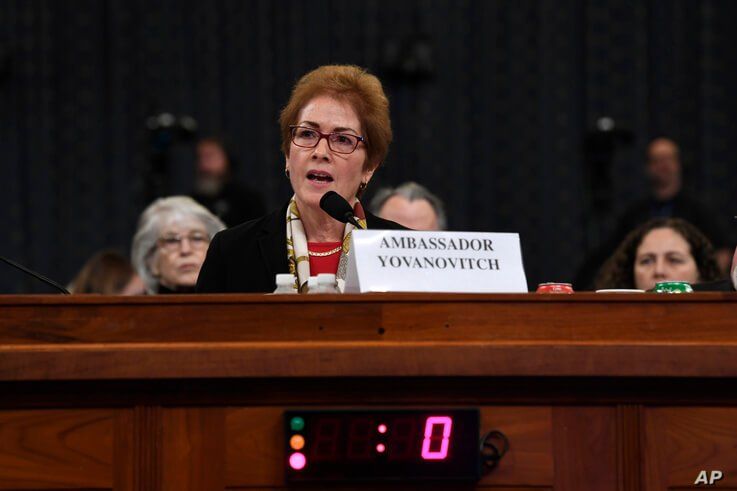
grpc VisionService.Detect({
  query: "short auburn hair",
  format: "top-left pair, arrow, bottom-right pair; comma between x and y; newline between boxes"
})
279,65 -> 392,171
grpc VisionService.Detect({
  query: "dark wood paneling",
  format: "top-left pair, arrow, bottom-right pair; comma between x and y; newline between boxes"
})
2,294 -> 737,381
617,405 -> 642,491
225,488 -> 550,491
1,293 -> 736,344
224,488 -> 551,491
162,408 -> 224,491
113,409 -> 134,491
553,407 -> 618,491
1,295 -> 737,490
133,406 -> 162,491
7,343 -> 737,380
226,408 -> 283,487
0,410 -> 113,489
478,407 -> 553,487
644,408 -> 737,490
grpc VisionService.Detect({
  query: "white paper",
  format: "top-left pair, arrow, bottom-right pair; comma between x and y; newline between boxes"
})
344,230 -> 528,293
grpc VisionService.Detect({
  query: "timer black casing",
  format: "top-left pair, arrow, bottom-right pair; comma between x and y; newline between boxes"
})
284,408 -> 481,482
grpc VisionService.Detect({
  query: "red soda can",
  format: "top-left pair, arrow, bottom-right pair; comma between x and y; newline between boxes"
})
536,282 -> 574,294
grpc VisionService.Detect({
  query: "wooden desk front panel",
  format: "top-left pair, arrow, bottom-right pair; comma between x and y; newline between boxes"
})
0,409 -> 115,490
2,294 -> 737,490
5,404 -> 737,491
0,405 -> 615,491
644,407 -> 737,490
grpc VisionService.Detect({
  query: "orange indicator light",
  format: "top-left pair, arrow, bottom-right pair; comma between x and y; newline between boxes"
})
290,434 -> 305,450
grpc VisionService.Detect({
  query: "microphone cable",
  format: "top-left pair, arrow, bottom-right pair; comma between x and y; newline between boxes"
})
0,255 -> 70,294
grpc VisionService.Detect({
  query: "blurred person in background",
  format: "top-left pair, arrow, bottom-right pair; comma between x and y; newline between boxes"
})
369,181 -> 447,231
191,136 -> 265,227
132,196 -> 225,294
69,250 -> 145,295
577,137 -> 733,289
612,137 -> 733,270
594,217 -> 721,291
197,65 -> 405,294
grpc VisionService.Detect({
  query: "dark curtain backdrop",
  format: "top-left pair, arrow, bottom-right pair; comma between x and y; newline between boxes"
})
1,0 -> 736,292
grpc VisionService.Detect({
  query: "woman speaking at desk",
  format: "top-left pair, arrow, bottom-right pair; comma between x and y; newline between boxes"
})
196,65 -> 404,294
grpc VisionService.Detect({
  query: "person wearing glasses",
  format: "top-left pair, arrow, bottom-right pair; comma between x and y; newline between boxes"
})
132,196 -> 225,294
197,65 -> 404,294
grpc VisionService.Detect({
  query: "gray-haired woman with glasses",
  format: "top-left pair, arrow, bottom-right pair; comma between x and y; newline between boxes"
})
197,65 -> 405,294
132,196 -> 225,294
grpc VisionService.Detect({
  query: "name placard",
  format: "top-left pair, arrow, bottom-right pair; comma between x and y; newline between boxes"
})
344,230 -> 528,293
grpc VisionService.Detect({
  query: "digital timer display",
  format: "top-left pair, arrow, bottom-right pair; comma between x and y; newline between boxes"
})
284,409 -> 480,482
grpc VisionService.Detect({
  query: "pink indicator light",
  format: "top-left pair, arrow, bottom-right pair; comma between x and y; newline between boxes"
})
377,424 -> 387,434
376,443 -> 386,453
289,452 -> 307,470
421,416 -> 453,460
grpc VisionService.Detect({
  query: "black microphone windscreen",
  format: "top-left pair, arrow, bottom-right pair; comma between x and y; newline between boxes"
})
319,191 -> 353,224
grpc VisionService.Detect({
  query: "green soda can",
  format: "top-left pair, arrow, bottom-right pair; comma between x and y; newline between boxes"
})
653,281 -> 693,293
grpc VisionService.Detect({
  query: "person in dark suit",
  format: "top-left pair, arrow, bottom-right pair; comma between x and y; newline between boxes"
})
190,136 -> 266,227
196,65 -> 405,294
612,138 -> 733,268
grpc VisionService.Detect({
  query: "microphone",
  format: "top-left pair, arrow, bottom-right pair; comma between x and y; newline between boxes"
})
0,255 -> 71,294
319,191 -> 365,229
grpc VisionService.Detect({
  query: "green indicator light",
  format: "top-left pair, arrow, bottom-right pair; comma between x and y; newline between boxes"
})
290,416 -> 305,431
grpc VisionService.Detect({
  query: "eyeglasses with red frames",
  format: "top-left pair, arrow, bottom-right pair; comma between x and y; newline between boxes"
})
289,125 -> 366,154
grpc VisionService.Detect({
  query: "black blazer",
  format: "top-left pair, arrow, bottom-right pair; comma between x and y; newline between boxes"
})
196,202 -> 407,293
693,279 -> 735,292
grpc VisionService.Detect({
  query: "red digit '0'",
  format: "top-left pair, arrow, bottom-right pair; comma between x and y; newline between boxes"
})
421,416 -> 452,460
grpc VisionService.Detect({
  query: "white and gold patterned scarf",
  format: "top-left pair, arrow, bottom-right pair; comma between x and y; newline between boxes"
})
286,196 -> 366,293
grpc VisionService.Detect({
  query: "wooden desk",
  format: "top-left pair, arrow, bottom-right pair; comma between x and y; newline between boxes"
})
1,293 -> 736,490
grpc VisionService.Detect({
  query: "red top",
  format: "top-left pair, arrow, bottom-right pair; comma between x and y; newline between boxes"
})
306,202 -> 364,276
308,241 -> 342,275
